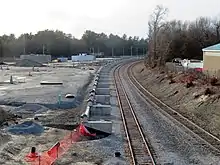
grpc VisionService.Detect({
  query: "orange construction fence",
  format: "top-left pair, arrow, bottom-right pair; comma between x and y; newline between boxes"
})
25,124 -> 95,165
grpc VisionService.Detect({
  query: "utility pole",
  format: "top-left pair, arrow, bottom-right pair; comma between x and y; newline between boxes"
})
112,48 -> 114,57
0,40 -> 2,63
23,35 -> 26,55
43,45 -> 45,55
130,46 -> 133,56
136,48 -> 138,56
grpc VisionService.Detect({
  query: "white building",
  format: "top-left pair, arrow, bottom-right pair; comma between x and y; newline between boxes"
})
181,59 -> 203,69
71,54 -> 96,62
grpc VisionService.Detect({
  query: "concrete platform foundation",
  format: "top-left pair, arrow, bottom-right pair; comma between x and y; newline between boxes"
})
95,95 -> 110,105
90,104 -> 111,116
99,78 -> 110,82
84,120 -> 112,134
96,88 -> 110,95
97,83 -> 110,88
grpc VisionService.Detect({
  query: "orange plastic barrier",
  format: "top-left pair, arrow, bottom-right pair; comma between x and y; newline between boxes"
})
25,124 -> 95,165
79,124 -> 96,137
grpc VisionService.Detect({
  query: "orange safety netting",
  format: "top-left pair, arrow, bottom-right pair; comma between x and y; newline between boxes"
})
25,124 -> 95,165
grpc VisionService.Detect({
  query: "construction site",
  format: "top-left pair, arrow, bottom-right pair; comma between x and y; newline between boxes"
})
0,55 -> 126,165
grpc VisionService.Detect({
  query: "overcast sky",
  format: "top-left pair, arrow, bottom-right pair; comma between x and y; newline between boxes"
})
1,0 -> 220,38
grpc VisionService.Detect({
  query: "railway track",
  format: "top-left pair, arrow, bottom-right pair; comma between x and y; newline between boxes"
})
128,61 -> 220,152
113,64 -> 156,165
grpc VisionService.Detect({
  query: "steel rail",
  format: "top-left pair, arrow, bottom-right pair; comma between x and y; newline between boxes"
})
113,63 -> 156,165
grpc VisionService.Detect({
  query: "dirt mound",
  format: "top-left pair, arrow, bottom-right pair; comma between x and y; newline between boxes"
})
0,107 -> 12,125
16,59 -> 43,67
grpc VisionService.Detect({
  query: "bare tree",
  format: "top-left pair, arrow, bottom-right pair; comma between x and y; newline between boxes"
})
0,38 -> 2,64
213,17 -> 220,42
147,5 -> 169,67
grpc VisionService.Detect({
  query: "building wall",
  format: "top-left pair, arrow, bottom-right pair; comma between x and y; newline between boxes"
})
71,55 -> 96,62
203,51 -> 220,76
20,54 -> 51,63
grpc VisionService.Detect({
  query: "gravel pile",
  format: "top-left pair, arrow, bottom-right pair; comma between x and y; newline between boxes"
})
0,107 -> 13,125
55,135 -> 125,165
16,59 -> 43,67
121,69 -> 220,165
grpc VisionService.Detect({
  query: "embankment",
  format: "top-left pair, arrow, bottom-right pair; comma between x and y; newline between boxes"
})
132,61 -> 220,137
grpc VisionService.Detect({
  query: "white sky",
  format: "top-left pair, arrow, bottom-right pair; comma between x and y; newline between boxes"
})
1,0 -> 220,38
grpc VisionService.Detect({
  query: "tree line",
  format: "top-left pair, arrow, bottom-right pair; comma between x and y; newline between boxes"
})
0,30 -> 147,60
147,5 -> 220,68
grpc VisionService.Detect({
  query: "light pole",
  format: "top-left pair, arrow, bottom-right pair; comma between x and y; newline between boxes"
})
43,45 -> 45,55
112,48 -> 114,57
122,47 -> 124,56
23,34 -> 26,54
136,47 -> 138,56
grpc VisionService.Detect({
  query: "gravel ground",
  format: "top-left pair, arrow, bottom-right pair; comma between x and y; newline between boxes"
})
132,61 -> 220,138
0,59 -> 129,165
0,66 -> 94,109
0,63 -> 98,164
55,135 -> 125,165
54,61 -> 127,165
120,64 -> 220,165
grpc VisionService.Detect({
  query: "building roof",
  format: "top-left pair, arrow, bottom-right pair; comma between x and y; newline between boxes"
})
202,43 -> 220,52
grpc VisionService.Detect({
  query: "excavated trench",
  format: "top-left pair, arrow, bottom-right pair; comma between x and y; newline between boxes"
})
43,123 -> 110,140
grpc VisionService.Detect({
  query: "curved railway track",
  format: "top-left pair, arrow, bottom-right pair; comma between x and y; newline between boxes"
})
113,64 -> 156,165
128,61 -> 220,153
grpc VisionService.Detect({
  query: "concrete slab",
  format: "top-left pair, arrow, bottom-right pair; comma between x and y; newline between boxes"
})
99,77 -> 111,81
90,104 -> 111,116
99,75 -> 110,78
110,94 -> 122,135
95,95 -> 110,105
97,83 -> 110,88
84,120 -> 112,134
40,81 -> 63,85
96,88 -> 110,95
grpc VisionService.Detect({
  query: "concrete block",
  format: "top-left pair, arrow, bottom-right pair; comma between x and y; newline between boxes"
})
90,104 -> 111,116
99,78 -> 110,82
97,83 -> 110,88
99,75 -> 109,79
96,88 -> 110,95
95,95 -> 110,105
84,120 -> 112,134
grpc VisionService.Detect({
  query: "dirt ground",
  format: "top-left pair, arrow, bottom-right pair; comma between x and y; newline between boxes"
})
0,62 -> 98,165
0,59 -> 125,165
132,61 -> 220,138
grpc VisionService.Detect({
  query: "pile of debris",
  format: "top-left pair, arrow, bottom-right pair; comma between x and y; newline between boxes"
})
0,107 -> 14,125
16,59 -> 43,67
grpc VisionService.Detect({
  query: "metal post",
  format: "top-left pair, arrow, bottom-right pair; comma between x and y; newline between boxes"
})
23,35 -> 26,54
43,45 -> 45,55
112,48 -> 114,57
136,48 -> 138,56
71,131 -> 73,144
123,47 -> 124,56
